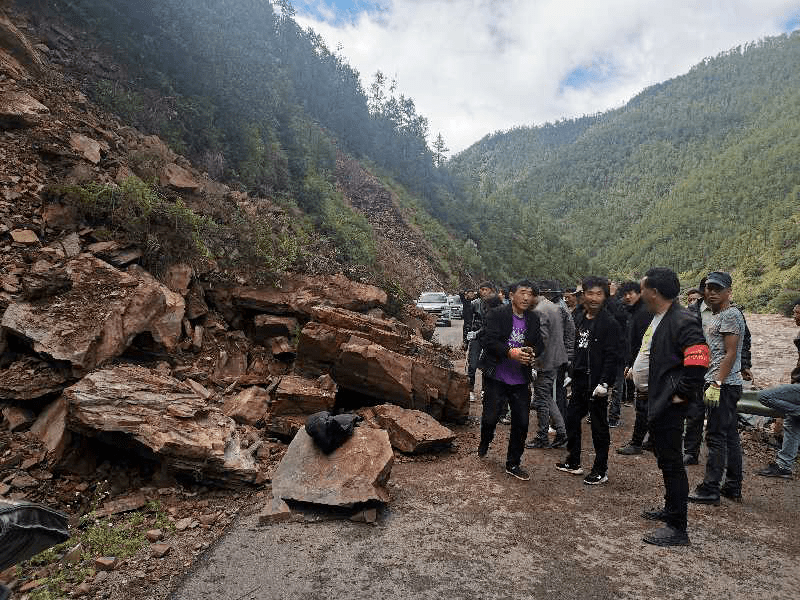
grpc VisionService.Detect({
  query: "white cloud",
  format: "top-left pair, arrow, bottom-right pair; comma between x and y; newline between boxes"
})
295,0 -> 799,153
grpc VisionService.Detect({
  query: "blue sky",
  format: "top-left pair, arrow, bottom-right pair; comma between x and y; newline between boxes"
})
294,1 -> 800,153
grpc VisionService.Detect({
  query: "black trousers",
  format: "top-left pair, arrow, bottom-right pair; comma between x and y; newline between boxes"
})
651,402 -> 689,531
702,384 -> 743,494
565,373 -> 610,474
480,376 -> 530,469
631,389 -> 649,447
683,390 -> 705,459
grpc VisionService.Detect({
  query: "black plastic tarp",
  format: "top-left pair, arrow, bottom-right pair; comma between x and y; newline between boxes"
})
0,500 -> 70,571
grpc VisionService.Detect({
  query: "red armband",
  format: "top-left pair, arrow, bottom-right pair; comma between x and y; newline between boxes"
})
683,344 -> 710,367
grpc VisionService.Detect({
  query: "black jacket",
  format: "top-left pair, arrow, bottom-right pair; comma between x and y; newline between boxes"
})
626,299 -> 653,367
690,301 -> 752,371
648,301 -> 708,423
477,303 -> 544,383
573,306 -> 621,389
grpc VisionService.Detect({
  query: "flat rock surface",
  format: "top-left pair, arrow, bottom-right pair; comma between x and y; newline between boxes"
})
271,426 -> 393,507
364,403 -> 455,453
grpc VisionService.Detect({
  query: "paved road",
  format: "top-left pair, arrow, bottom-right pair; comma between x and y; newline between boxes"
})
171,319 -> 800,600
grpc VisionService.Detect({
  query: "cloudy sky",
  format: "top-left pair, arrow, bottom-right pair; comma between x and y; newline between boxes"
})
292,0 -> 800,154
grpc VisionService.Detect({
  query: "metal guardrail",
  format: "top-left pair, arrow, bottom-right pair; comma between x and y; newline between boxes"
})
737,390 -> 783,418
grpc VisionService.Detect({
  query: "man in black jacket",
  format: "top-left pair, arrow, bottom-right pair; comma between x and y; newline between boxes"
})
637,268 -> 709,546
477,280 -> 545,481
617,281 -> 654,455
556,276 -> 621,485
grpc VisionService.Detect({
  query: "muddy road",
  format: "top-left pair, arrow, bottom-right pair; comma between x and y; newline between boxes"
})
171,316 -> 800,600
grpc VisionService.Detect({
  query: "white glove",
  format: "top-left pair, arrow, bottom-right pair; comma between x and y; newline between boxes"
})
592,383 -> 609,397
466,331 -> 477,341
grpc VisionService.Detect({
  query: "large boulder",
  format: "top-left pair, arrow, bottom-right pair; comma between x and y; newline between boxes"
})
0,356 -> 71,401
0,13 -> 45,78
272,426 -> 393,507
270,375 -> 337,416
209,273 -> 388,319
1,256 -> 175,375
222,386 -> 270,425
362,404 -> 456,453
296,322 -> 469,422
0,91 -> 49,128
63,365 -> 258,486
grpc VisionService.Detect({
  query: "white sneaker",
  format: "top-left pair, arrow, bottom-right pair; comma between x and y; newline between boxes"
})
469,392 -> 475,403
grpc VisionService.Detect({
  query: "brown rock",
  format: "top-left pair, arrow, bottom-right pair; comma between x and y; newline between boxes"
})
94,557 -> 118,571
86,241 -> 143,267
174,517 -> 193,531
161,163 -> 200,190
164,264 -> 193,295
145,529 -> 163,542
62,543 -> 83,564
0,356 -> 71,401
192,325 -> 204,352
0,13 -> 45,77
42,202 -> 79,231
129,265 -> 185,351
198,512 -> 217,526
184,285 -> 208,320
97,491 -> 147,517
271,375 -> 336,416
69,133 -> 102,164
1,256 -> 168,375
49,232 -> 82,258
223,386 -> 269,425
19,579 -> 46,592
30,397 -> 71,461
185,378 -> 212,400
224,273 -> 388,318
349,507 -> 377,524
271,426 -> 393,508
213,349 -> 248,381
0,91 -> 48,128
1,405 -> 35,431
10,472 -> 38,488
10,229 -> 39,244
64,365 -> 258,486
256,496 -> 292,525
269,336 -> 295,358
150,543 -> 172,558
364,404 -> 455,453
73,581 -> 92,596
252,314 -> 298,344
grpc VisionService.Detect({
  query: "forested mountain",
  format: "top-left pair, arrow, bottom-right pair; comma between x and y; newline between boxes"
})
449,32 -> 800,311
14,0 -> 591,293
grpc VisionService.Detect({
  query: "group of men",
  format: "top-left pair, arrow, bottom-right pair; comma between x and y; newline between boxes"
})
460,268 -> 800,547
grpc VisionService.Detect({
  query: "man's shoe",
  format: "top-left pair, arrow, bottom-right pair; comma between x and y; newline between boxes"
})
643,525 -> 690,547
688,485 -> 720,505
525,438 -> 548,449
555,462 -> 584,475
641,507 -> 668,522
608,418 -> 620,428
720,487 -> 742,502
500,414 -> 511,425
469,391 -> 476,403
642,438 -> 654,452
617,443 -> 643,455
549,435 -> 568,449
756,462 -> 792,479
477,441 -> 489,457
583,471 -> 608,485
683,454 -> 699,465
506,464 -> 530,480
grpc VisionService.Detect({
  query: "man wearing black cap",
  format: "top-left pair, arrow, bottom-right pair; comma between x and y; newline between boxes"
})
688,271 -> 746,505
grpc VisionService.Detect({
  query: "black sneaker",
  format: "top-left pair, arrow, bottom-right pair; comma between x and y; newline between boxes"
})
583,471 -> 608,485
641,507 -> 668,522
525,438 -> 548,449
555,462 -> 584,475
643,525 -> 690,547
720,486 -> 742,502
617,443 -> 643,455
549,435 -> 568,449
756,463 -> 792,479
477,441 -> 489,457
687,485 -> 720,505
608,419 -> 620,428
505,464 -> 530,480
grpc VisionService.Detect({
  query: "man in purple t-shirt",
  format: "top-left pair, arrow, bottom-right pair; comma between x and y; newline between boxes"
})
477,280 -> 545,480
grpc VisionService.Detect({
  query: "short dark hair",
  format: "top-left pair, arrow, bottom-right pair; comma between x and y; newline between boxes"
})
686,288 -> 701,297
643,267 -> 680,300
485,293 -> 503,309
698,276 -> 707,292
478,281 -> 496,291
539,279 -> 562,299
619,280 -> 641,295
581,276 -> 609,297
509,279 -> 539,295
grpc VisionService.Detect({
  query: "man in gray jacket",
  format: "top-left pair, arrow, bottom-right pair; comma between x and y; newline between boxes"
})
526,288 -> 569,449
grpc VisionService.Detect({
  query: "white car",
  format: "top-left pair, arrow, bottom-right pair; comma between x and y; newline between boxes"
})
416,291 -> 452,327
448,295 -> 463,319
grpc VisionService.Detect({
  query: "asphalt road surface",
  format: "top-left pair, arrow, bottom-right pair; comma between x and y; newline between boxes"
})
171,319 -> 800,600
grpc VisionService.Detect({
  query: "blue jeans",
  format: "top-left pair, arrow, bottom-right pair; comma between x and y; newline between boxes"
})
759,384 -> 800,471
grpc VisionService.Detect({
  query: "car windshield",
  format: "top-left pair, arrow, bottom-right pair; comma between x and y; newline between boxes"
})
419,293 -> 447,303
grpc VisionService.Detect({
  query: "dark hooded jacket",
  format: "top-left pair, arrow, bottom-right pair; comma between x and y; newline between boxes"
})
572,306 -> 621,389
477,303 -> 544,383
648,301 -> 709,423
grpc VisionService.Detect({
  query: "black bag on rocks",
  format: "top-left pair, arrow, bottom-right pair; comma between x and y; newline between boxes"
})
0,500 -> 70,571
305,411 -> 361,454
